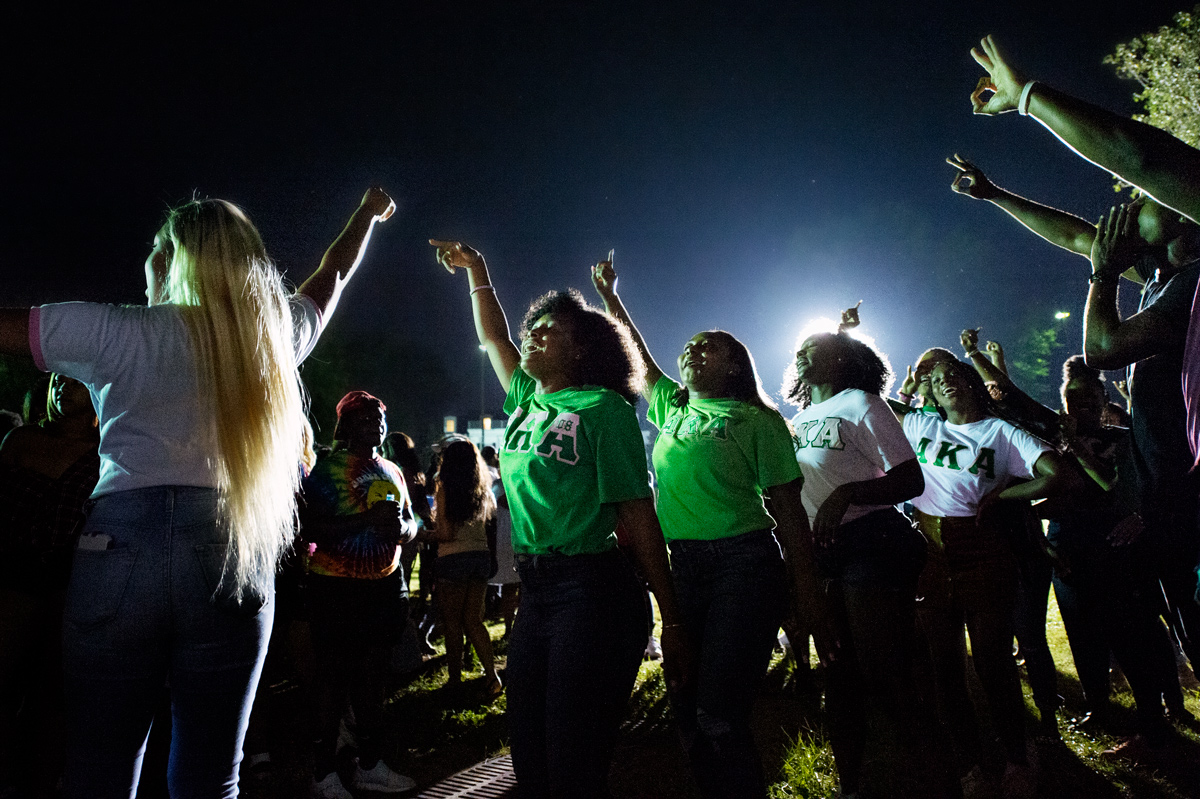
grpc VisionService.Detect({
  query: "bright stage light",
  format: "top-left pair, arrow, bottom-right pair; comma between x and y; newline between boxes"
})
792,316 -> 881,352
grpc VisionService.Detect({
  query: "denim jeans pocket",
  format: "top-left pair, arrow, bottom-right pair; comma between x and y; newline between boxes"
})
194,544 -> 268,617
64,545 -> 138,629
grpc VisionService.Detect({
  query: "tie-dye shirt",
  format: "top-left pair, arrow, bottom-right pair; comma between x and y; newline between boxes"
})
301,445 -> 411,579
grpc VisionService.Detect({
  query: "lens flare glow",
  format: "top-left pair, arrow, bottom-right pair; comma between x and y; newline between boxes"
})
793,317 -> 883,353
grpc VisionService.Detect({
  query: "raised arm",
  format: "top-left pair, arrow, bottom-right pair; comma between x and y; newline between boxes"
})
590,252 -> 664,398
947,154 -> 1098,258
298,187 -> 396,319
984,340 -> 1007,374
970,35 -> 1200,224
1084,204 -> 1175,369
429,240 -> 520,393
962,328 -> 1015,390
962,329 -> 1058,430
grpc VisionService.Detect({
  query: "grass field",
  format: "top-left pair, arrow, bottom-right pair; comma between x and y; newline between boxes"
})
238,592 -> 1200,799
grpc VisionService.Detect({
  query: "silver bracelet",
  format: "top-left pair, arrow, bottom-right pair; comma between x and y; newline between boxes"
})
470,284 -> 495,296
1018,81 -> 1038,116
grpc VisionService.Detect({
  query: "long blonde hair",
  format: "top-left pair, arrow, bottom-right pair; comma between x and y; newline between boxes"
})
162,199 -> 306,600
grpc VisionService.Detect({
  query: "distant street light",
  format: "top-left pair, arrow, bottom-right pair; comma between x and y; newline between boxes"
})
479,344 -> 487,422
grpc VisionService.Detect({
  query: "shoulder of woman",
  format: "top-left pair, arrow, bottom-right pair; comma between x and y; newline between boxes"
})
0,424 -> 43,458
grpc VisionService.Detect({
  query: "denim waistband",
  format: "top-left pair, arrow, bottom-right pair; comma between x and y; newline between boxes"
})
514,548 -> 625,574
86,486 -> 220,529
667,527 -> 779,557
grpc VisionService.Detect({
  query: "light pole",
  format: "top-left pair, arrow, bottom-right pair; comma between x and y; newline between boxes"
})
479,344 -> 487,424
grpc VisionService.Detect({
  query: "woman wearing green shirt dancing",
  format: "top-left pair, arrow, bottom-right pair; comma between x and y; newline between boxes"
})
592,255 -> 810,799
431,240 -> 690,799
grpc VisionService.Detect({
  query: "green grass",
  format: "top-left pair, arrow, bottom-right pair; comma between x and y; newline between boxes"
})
770,726 -> 840,799
765,593 -> 1200,799
242,594 -> 1199,798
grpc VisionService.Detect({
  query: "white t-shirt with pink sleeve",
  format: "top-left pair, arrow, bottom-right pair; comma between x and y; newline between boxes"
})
790,388 -> 917,526
30,295 -> 322,497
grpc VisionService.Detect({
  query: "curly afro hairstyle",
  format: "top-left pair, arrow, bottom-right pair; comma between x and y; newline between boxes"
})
782,331 -> 894,410
520,289 -> 646,406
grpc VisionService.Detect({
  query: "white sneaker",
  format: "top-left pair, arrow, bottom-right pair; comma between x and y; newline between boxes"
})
644,636 -> 662,660
310,771 -> 354,799
352,759 -> 417,793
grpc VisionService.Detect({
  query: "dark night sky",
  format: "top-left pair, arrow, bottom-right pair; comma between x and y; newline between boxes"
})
6,1 -> 1191,434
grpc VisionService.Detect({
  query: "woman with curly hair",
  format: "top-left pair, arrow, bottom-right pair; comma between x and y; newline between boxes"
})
784,328 -> 926,798
590,254 -> 807,799
895,356 -> 1076,796
431,437 -> 502,697
431,239 -> 690,799
0,188 -> 395,798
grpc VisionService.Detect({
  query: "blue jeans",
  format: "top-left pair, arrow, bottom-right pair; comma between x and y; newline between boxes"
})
823,509 -> 927,798
507,551 -> 647,799
61,487 -> 272,799
666,529 -> 786,799
914,516 -> 1025,771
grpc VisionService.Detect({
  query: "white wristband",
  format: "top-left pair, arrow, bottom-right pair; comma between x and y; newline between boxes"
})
470,284 -> 495,296
1018,81 -> 1038,116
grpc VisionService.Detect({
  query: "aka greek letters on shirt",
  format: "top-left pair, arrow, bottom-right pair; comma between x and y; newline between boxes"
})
902,412 -> 1052,518
647,375 -> 800,542
790,389 -> 916,526
500,369 -> 651,556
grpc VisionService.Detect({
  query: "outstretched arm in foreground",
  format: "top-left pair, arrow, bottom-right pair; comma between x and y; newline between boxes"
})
299,187 -> 396,318
429,240 -> 521,393
0,191 -> 397,358
947,154 -> 1106,259
961,329 -> 1054,428
591,252 -> 664,399
970,35 -> 1200,224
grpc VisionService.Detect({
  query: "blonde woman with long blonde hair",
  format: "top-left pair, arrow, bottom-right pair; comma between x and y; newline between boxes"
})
0,187 -> 395,798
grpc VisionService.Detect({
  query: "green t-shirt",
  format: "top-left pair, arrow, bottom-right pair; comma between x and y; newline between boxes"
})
647,375 -> 801,541
500,369 -> 652,555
